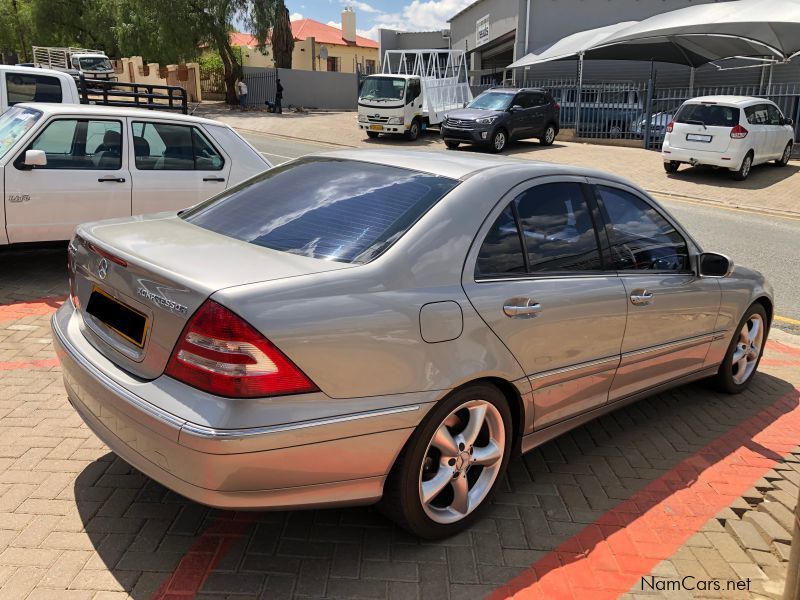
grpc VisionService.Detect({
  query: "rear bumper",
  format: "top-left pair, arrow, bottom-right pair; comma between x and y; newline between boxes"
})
662,141 -> 745,169
52,303 -> 432,510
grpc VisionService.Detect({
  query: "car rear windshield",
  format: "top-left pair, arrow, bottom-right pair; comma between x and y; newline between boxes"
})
181,157 -> 458,264
674,103 -> 740,127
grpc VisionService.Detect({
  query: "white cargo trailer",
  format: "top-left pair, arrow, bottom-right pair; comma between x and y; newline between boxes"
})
357,49 -> 472,141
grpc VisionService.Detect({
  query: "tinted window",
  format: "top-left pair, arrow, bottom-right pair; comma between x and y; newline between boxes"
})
132,121 -> 223,170
475,205 -> 526,277
766,104 -> 782,125
745,104 -> 770,125
515,93 -> 535,109
596,186 -> 689,272
675,103 -> 739,127
23,119 -> 121,170
515,182 -> 602,272
182,158 -> 458,264
406,80 -> 421,103
5,73 -> 62,105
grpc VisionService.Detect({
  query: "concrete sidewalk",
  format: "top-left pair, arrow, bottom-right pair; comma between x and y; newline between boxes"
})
197,104 -> 800,218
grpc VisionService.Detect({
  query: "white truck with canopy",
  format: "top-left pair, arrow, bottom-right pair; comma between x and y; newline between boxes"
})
358,50 -> 472,141
33,47 -> 116,80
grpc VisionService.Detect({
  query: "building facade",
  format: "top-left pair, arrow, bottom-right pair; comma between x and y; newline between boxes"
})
231,10 -> 379,74
447,0 -> 798,88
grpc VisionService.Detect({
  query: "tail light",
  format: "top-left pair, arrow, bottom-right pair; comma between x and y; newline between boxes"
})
730,124 -> 748,139
666,121 -> 674,133
554,102 -> 560,111
165,300 -> 318,398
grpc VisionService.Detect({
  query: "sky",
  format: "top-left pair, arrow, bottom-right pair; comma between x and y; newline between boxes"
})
282,0 -> 476,41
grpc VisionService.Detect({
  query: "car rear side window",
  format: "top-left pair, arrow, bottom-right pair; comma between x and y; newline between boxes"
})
132,121 -> 223,171
516,183 -> 603,272
675,103 -> 739,127
5,73 -> 63,105
182,157 -> 458,264
595,186 -> 689,272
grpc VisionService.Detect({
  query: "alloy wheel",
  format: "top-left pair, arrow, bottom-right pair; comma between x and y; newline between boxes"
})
418,399 -> 505,524
493,131 -> 506,151
731,313 -> 764,385
781,143 -> 792,164
741,155 -> 752,178
545,126 -> 555,144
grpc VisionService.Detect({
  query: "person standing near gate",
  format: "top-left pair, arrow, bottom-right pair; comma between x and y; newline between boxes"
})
275,77 -> 283,114
237,78 -> 248,111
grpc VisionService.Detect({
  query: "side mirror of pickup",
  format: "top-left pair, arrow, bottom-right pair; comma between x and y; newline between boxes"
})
698,252 -> 733,278
23,149 -> 47,168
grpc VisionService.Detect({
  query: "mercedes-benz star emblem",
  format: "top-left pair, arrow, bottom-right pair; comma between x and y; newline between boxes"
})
98,258 -> 109,280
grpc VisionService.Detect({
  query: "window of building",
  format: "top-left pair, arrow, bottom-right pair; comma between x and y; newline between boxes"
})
327,56 -> 340,72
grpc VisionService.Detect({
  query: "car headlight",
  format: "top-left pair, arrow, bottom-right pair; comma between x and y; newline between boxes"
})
358,114 -> 368,123
476,116 -> 498,125
387,117 -> 404,125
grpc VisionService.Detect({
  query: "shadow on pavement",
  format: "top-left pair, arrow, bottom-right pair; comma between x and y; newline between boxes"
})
664,163 -> 800,190
75,371 -> 798,599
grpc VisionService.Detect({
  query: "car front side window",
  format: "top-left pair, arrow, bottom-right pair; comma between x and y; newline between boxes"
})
18,118 -> 122,170
595,185 -> 689,272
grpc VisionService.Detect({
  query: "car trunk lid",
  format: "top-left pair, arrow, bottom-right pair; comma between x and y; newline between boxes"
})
70,213 -> 353,379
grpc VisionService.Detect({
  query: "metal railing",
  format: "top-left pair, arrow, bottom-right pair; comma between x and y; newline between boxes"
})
241,70 -> 277,106
470,78 -> 800,151
77,76 -> 188,114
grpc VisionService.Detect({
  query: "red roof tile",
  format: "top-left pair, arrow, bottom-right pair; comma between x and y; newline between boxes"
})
230,19 -> 378,50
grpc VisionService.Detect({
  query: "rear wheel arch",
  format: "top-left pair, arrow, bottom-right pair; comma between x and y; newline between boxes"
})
753,296 -> 773,329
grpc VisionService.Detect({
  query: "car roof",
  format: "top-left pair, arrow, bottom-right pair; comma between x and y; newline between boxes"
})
684,95 -> 772,107
14,102 -> 225,126
307,149 -> 629,182
480,87 -> 547,95
0,65 -> 74,80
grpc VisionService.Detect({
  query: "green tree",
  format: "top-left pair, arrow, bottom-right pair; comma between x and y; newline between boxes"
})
0,0 -> 33,62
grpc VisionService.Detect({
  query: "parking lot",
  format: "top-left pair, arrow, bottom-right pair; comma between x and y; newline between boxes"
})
0,237 -> 800,600
0,117 -> 799,599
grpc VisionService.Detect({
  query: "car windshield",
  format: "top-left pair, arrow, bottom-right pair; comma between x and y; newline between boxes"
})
359,77 -> 406,101
675,103 -> 740,127
467,92 -> 513,111
0,106 -> 41,161
181,157 -> 459,264
79,56 -> 113,71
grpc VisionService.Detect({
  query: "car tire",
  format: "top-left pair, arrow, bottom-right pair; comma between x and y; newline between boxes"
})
539,124 -> 556,146
731,151 -> 753,181
444,140 -> 460,149
775,142 -> 792,166
710,303 -> 768,394
488,129 -> 507,153
366,131 -> 379,139
664,161 -> 680,174
380,383 -> 512,539
405,118 -> 421,141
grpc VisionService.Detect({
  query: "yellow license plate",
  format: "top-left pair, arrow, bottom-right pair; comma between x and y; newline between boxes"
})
369,124 -> 383,131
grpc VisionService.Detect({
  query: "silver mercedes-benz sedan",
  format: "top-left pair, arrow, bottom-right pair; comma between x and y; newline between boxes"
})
52,150 -> 772,538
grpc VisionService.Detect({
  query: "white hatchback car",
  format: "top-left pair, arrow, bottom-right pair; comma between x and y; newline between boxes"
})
0,103 -> 271,245
662,96 -> 795,180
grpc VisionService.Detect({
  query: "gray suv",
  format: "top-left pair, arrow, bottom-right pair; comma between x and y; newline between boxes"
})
441,88 -> 560,153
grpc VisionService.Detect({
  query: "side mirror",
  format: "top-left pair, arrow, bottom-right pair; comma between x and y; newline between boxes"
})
508,104 -> 523,112
783,117 -> 794,126
23,149 -> 47,168
699,252 -> 733,277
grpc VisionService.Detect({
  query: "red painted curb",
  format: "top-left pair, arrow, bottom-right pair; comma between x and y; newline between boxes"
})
488,388 -> 800,600
151,512 -> 256,599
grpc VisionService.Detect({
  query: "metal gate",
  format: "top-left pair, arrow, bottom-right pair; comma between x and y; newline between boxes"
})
200,70 -> 226,100
242,69 -> 277,107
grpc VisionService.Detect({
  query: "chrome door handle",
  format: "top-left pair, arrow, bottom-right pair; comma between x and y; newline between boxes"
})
98,176 -> 126,183
503,298 -> 542,318
630,290 -> 654,306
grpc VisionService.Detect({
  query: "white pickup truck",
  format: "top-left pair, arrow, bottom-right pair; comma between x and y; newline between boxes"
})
1,65 -> 80,113
0,103 -> 271,245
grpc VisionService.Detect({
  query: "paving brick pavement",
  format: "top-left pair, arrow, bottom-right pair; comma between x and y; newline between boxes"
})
196,104 -> 800,218
0,245 -> 798,599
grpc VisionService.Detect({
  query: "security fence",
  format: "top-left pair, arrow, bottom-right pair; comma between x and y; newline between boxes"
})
241,69 -> 277,107
199,70 -> 226,100
472,79 -> 800,152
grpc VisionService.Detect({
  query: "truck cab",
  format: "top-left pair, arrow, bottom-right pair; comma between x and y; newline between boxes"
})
358,74 -> 423,140
0,65 -> 80,113
69,53 -> 116,80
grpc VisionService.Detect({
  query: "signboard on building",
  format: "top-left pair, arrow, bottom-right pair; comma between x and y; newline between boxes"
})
476,14 -> 490,47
